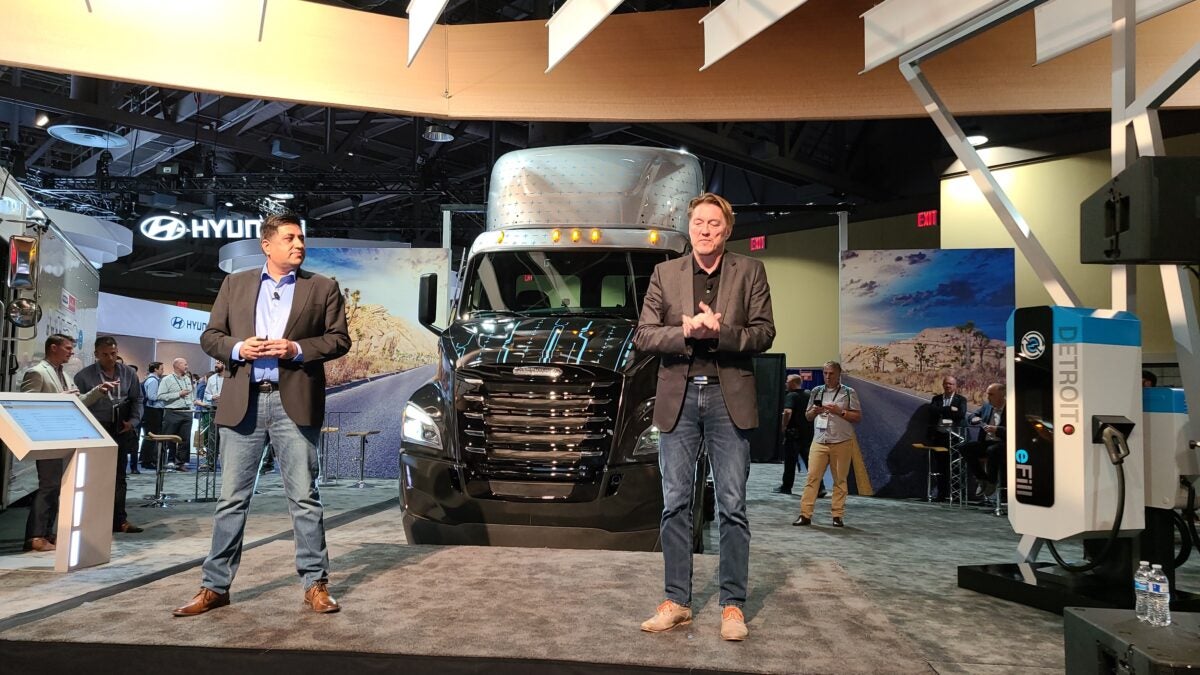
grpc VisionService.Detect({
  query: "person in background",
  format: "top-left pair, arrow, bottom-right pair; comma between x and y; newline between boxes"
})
928,374 -> 968,500
959,383 -> 1007,497
74,335 -> 144,535
139,362 -> 164,470
794,361 -> 862,528
1142,370 -> 1157,388
157,358 -> 194,471
776,375 -> 821,497
204,362 -> 225,408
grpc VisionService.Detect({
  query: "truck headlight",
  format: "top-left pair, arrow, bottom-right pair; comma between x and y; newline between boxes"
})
633,424 -> 661,456
402,402 -> 442,448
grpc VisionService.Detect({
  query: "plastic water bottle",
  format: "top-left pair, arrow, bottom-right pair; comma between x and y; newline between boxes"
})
1148,564 -> 1172,627
1133,560 -> 1151,622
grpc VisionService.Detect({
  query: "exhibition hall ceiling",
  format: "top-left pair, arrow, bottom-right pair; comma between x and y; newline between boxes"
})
0,2 -> 1197,302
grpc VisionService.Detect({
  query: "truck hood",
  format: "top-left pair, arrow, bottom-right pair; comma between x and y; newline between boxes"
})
448,315 -> 639,371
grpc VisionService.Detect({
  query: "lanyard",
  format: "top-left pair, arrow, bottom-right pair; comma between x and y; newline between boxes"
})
817,384 -> 843,407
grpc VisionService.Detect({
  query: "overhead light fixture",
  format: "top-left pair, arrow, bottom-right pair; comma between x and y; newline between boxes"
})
224,201 -> 234,207
966,134 -> 989,147
269,192 -> 295,200
422,124 -> 454,143
34,111 -> 50,127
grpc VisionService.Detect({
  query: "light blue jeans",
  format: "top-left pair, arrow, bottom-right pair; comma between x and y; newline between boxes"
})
658,381 -> 751,608
200,390 -> 329,593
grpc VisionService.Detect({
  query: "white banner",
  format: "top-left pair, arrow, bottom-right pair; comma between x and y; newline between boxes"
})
862,0 -> 1005,72
1035,0 -> 1194,64
407,0 -> 451,66
700,0 -> 809,71
97,292 -> 210,344
546,0 -> 623,73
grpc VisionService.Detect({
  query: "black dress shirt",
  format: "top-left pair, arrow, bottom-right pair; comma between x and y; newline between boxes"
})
687,256 -> 722,378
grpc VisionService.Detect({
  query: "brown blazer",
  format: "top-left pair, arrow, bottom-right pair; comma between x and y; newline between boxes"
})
634,252 -> 775,432
200,268 -> 351,428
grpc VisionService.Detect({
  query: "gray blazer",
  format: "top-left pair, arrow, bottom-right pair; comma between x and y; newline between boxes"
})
201,268 -> 351,428
634,252 -> 775,431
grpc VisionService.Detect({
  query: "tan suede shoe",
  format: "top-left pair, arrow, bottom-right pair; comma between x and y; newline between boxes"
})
720,606 -> 748,641
27,537 -> 56,552
303,580 -> 340,613
640,599 -> 692,632
172,588 -> 230,617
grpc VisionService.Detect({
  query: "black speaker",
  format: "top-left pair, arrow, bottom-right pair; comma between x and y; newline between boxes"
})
747,354 -> 786,462
1080,156 -> 1200,265
1065,607 -> 1200,674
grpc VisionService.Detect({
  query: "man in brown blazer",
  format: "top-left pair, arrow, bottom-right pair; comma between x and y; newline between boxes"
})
634,192 -> 775,641
174,213 -> 350,617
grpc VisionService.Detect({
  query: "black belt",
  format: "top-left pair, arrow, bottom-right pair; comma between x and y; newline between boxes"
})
255,381 -> 279,393
688,375 -> 719,384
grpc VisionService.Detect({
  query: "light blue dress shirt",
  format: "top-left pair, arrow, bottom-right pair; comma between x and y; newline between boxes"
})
231,265 -> 304,383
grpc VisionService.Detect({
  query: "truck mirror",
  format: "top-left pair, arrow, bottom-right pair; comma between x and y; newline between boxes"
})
6,235 -> 38,290
418,273 -> 439,333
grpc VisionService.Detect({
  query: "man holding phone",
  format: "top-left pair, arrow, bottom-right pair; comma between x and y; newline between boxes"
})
794,360 -> 862,528
74,335 -> 144,535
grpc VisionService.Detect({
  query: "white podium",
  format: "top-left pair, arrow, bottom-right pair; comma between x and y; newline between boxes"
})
0,393 -> 117,572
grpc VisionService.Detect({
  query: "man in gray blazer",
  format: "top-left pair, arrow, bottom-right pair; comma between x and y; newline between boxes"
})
634,192 -> 775,641
174,213 -> 351,617
20,333 -> 88,551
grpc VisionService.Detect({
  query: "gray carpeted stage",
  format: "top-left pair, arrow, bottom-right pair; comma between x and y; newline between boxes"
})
1,506 -> 930,675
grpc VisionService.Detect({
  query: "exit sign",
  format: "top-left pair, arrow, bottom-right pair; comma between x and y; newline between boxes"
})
749,235 -> 766,251
917,210 -> 939,228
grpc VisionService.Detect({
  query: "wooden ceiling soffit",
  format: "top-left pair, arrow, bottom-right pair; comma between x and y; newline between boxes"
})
0,0 -> 1197,123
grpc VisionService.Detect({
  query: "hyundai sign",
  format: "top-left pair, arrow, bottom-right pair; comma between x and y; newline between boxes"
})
138,215 -> 305,242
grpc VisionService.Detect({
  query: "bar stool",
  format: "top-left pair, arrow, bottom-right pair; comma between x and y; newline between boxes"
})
142,433 -> 182,508
189,419 -> 219,503
317,426 -> 340,487
992,484 -> 1008,517
344,430 -> 380,489
911,443 -> 947,502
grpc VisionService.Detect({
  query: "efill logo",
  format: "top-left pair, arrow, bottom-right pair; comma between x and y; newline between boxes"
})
171,316 -> 184,329
1019,331 -> 1046,360
140,215 -> 188,242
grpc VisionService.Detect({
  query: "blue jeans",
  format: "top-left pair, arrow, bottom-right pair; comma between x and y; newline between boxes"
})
658,381 -> 751,608
201,390 -> 329,593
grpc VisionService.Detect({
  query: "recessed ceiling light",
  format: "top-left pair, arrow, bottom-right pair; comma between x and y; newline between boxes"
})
34,111 -> 50,127
269,192 -> 294,200
224,201 -> 234,207
347,151 -> 354,156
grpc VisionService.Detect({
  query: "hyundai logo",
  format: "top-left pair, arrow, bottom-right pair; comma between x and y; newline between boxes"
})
171,316 -> 184,329
140,215 -> 188,242
1019,331 -> 1045,360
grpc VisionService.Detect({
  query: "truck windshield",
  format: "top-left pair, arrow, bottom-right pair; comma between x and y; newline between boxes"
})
460,250 -> 671,319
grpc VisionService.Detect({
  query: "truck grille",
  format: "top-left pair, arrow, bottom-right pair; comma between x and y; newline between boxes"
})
456,365 -> 620,483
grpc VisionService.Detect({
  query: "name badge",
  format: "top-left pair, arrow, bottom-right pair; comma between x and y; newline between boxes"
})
815,414 -> 830,431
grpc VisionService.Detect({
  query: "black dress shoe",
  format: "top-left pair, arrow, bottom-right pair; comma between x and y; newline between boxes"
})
773,486 -> 792,495
792,515 -> 811,526
832,517 -> 845,528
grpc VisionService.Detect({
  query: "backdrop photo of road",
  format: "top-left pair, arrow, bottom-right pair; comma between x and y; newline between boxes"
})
839,248 -> 1014,497
302,247 -> 450,478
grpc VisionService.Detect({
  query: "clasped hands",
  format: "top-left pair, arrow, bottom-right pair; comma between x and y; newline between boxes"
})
239,336 -> 297,360
682,302 -> 722,340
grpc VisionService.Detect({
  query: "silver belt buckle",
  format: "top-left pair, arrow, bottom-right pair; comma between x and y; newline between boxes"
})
691,375 -> 711,385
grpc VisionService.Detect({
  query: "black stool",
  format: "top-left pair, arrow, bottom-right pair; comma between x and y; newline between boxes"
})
345,430 -> 380,489
142,433 -> 182,508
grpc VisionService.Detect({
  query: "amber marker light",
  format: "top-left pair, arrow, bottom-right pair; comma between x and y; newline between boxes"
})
589,229 -> 601,243
649,230 -> 660,245
551,229 -> 561,243
571,229 -> 582,243
496,230 -> 505,244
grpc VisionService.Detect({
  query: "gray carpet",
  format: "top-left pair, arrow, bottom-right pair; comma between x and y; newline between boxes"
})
2,507 -> 930,675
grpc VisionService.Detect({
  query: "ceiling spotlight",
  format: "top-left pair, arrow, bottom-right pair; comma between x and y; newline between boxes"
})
347,151 -> 354,157
966,134 -> 989,147
269,192 -> 295,200
422,123 -> 454,143
34,111 -> 50,127
224,201 -> 234,207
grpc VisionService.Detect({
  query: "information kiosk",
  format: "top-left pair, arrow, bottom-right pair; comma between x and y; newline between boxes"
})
0,393 -> 117,572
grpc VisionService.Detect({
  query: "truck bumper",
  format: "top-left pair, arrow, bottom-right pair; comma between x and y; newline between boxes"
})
399,451 -> 663,551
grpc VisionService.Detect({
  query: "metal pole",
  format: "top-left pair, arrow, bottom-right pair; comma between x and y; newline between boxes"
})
1110,0 -> 1137,312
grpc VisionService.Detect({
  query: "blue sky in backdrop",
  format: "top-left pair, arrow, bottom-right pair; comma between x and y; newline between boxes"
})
840,248 -> 1015,346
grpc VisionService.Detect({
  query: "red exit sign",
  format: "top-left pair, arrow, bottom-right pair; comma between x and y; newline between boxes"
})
749,235 -> 766,251
917,209 -> 939,228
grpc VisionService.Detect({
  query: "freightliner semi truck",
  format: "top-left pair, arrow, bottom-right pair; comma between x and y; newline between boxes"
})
399,145 -> 712,551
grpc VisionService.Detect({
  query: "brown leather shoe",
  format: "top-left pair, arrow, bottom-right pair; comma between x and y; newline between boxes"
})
172,588 -> 230,617
114,521 -> 144,534
640,599 -> 692,632
27,537 -> 56,552
303,580 -> 340,613
720,606 -> 748,641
